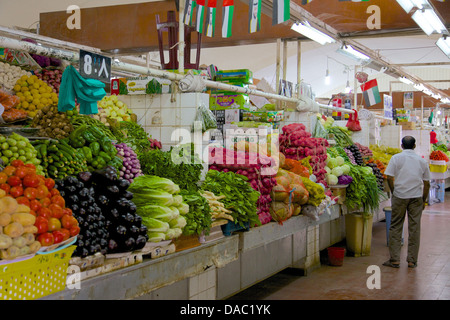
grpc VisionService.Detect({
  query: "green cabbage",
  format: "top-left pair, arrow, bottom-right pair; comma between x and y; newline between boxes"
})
173,195 -> 183,207
331,167 -> 344,177
327,158 -> 339,169
178,202 -> 190,215
129,175 -> 180,194
142,216 -> 170,233
341,164 -> 351,175
324,166 -> 331,174
165,228 -> 183,240
326,174 -> 338,185
169,216 -> 187,229
336,156 -> 345,166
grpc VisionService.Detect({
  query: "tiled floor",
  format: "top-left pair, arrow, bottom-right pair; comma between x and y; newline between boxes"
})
229,192 -> 450,300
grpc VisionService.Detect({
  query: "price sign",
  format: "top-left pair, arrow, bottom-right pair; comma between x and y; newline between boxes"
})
79,50 -> 111,83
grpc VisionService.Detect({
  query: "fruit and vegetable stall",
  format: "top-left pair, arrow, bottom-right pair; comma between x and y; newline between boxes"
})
0,48 -> 406,300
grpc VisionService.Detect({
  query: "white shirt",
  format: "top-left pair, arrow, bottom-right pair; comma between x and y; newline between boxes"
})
384,149 -> 431,199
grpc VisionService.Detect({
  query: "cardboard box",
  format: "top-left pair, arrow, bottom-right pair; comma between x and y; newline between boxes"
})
111,76 -> 172,95
397,121 -> 416,130
242,110 -> 284,123
209,93 -> 250,110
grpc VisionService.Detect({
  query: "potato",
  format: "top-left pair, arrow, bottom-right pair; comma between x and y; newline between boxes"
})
0,189 -> 6,198
16,204 -> 31,213
22,232 -> 36,245
0,234 -> 13,249
0,245 -> 20,259
23,225 -> 38,234
11,213 -> 35,227
0,197 -> 18,215
0,213 -> 11,227
19,246 -> 30,256
3,222 -> 24,238
29,241 -> 41,253
12,236 -> 27,248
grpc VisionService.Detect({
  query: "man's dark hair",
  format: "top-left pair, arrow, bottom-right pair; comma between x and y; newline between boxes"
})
402,136 -> 416,149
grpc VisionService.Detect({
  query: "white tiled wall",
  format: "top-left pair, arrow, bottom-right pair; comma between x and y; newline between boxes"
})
123,93 -> 209,152
188,266 -> 216,300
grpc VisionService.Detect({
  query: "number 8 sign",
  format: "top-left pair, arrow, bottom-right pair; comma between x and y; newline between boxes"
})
79,50 -> 112,83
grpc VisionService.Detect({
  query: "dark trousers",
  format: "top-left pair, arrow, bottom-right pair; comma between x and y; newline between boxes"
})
389,195 -> 423,264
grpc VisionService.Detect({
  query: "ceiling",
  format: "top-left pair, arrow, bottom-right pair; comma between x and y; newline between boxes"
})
2,0 -> 450,100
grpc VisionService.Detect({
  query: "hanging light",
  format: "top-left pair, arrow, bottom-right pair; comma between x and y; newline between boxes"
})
395,0 -> 429,13
345,80 -> 351,94
411,8 -> 447,35
399,77 -> 414,85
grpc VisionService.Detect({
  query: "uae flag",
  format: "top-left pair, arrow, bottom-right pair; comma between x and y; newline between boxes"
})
272,0 -> 290,25
360,79 -> 381,107
195,0 -> 206,33
248,0 -> 261,33
222,0 -> 234,38
183,0 -> 196,26
204,0 -> 217,37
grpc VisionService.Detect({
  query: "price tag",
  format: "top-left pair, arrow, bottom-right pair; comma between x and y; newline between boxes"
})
79,50 -> 111,83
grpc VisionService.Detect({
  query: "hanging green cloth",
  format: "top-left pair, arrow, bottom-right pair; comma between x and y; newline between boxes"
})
58,65 -> 106,115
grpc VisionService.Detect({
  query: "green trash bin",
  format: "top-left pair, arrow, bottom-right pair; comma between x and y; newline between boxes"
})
345,213 -> 373,257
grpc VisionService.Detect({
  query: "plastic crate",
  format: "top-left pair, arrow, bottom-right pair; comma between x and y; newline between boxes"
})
0,245 -> 76,300
221,221 -> 250,236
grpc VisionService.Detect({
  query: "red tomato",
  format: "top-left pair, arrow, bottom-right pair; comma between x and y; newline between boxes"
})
69,225 -> 80,237
10,160 -> 24,167
62,208 -> 73,216
23,187 -> 37,200
7,176 -> 21,187
16,196 -> 30,206
24,163 -> 36,172
0,183 -> 10,194
29,199 -> 42,212
36,185 -> 49,200
9,186 -> 24,198
35,217 -> 49,234
52,230 -> 64,244
2,166 -> 16,176
37,233 -> 54,246
14,166 -> 28,179
51,195 -> 65,208
50,188 -> 60,196
37,207 -> 52,219
61,214 -> 78,229
40,197 -> 51,208
44,178 -> 55,190
59,228 -> 71,241
48,203 -> 63,219
22,173 -> 40,188
0,172 -> 8,184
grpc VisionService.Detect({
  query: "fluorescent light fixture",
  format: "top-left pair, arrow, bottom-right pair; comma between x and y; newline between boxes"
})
436,36 -> 450,58
337,44 -> 371,62
396,0 -> 429,13
291,21 -> 336,45
432,93 -> 442,100
412,9 -> 447,35
399,77 -> 414,85
441,98 -> 450,104
414,83 -> 426,91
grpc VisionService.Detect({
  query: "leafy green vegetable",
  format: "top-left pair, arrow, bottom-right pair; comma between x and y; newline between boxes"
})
132,189 -> 174,207
109,121 -> 153,156
147,232 -> 166,242
180,189 -> 212,236
141,217 -> 170,233
345,164 -> 381,215
137,205 -> 177,222
201,170 -> 261,229
138,144 -> 203,192
129,175 -> 180,194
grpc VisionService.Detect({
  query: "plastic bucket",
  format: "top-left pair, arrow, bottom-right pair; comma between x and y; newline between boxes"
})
327,247 -> 345,266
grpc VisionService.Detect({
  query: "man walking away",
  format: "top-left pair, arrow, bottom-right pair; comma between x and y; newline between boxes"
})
383,136 -> 431,268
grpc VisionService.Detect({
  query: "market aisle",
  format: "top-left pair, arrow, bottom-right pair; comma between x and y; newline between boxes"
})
229,192 -> 450,300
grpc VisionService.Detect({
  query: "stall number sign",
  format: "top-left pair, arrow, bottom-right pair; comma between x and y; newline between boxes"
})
79,50 -> 111,83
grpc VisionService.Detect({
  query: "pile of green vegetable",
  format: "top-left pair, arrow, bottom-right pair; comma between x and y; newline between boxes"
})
129,175 -> 189,242
31,139 -> 89,179
138,144 -> 203,192
109,120 -> 154,156
180,189 -> 212,236
201,170 -> 261,229
326,126 -> 353,148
